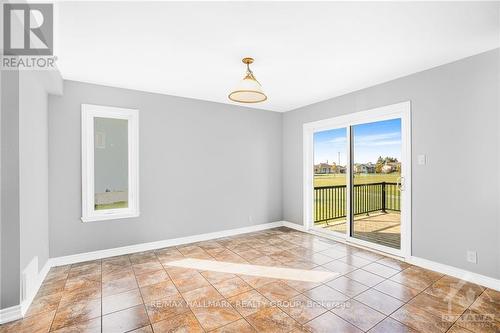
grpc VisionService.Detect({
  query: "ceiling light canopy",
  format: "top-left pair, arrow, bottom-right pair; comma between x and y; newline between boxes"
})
228,57 -> 267,104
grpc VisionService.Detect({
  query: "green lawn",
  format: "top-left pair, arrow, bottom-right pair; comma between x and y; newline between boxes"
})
313,173 -> 401,223
314,173 -> 400,187
95,201 -> 128,210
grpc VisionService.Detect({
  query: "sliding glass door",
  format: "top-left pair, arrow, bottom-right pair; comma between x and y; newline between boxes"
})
351,119 -> 402,250
306,102 -> 410,257
313,127 -> 348,236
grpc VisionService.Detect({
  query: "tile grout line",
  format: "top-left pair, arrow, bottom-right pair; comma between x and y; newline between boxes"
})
190,234 -> 306,332
101,256 -> 159,330
238,232 -> 313,330
415,273 -> 478,331
194,242 -> 260,332
231,234 -> 307,333
47,264 -> 72,332
384,266 -> 492,332
381,272 -> 458,332
128,253 -> 153,333
158,248 -> 209,332
376,272 -> 438,330
183,246 -> 259,332
83,232 -> 394,329
290,248 -> 410,332
99,258 -> 148,319
442,287 -> 487,333
20,228 -> 495,333
287,243 -> 362,331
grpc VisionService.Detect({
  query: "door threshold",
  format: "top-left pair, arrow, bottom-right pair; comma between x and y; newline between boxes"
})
307,226 -> 405,261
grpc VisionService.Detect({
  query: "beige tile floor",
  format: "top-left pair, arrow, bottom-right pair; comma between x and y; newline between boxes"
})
1,227 -> 498,333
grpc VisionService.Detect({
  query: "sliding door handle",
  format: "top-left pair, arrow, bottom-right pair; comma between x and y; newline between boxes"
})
397,176 -> 405,191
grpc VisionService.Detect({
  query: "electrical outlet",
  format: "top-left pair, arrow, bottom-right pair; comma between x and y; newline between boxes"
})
417,154 -> 427,165
467,250 -> 477,264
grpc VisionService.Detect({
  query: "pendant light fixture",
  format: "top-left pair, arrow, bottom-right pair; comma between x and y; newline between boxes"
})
228,57 -> 267,103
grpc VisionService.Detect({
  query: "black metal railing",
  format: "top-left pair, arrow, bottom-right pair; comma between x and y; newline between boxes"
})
314,182 -> 400,223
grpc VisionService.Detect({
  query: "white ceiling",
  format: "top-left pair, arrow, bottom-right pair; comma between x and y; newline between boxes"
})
54,2 -> 500,112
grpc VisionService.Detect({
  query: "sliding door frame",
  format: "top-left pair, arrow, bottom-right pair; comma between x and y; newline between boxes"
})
303,101 -> 412,259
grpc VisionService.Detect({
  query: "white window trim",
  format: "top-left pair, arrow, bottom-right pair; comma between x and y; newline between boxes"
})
81,104 -> 140,222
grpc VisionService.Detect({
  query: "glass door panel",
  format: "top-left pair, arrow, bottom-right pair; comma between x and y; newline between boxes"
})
313,128 -> 348,234
351,119 -> 402,249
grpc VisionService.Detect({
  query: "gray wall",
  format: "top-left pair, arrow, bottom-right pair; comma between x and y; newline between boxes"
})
48,81 -> 283,257
47,49 -> 500,281
283,49 -> 500,279
0,70 -> 53,309
19,72 -> 50,278
1,70 -> 21,308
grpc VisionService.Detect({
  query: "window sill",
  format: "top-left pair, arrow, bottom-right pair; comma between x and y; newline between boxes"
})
81,212 -> 140,223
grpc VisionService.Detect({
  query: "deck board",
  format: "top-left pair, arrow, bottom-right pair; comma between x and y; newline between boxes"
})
314,211 -> 401,249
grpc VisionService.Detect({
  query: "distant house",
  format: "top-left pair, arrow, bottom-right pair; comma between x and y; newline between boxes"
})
382,162 -> 401,173
314,162 -> 335,174
355,163 -> 375,174
381,164 -> 394,173
354,164 -> 364,173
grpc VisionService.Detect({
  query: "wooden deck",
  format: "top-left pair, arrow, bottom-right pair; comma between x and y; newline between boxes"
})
314,211 -> 401,249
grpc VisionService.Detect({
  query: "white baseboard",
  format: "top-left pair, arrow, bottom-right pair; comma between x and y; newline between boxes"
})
408,256 -> 500,291
0,258 -> 51,324
282,220 -> 500,291
0,305 -> 22,325
3,220 -> 498,325
50,221 -> 284,267
1,221 -> 284,324
20,260 -> 51,316
281,221 -> 307,232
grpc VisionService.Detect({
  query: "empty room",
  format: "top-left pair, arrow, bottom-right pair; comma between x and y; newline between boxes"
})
1,1 -> 499,332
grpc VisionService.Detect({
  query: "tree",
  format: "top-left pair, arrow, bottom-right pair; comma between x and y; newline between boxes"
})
376,156 -> 384,173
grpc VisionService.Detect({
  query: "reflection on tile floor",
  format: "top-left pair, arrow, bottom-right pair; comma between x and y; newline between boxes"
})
1,227 -> 499,332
